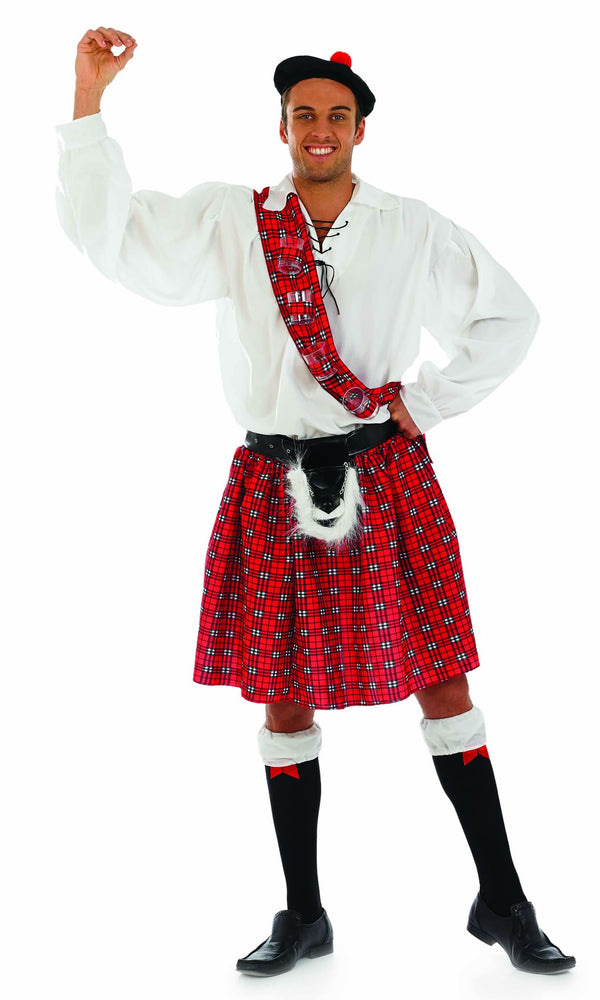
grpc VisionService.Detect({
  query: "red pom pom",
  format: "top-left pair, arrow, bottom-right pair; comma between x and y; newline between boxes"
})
330,51 -> 352,67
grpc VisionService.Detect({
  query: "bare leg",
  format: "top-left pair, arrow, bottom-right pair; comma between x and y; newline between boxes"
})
413,674 -> 472,719
266,700 -> 315,733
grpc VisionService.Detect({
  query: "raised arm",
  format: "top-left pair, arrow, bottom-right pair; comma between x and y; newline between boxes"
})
56,27 -> 230,306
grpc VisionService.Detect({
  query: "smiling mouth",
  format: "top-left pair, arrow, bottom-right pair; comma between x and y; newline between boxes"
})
305,145 -> 336,156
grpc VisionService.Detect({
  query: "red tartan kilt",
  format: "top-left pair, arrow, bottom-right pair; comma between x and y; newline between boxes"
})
193,432 -> 480,709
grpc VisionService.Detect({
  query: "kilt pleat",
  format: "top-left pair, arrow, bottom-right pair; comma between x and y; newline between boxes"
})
193,432 -> 480,709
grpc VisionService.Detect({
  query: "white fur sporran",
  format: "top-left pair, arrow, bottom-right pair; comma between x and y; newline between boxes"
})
284,456 -> 366,546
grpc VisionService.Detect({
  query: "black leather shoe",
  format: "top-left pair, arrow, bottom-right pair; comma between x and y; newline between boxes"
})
467,893 -> 575,974
236,908 -> 333,977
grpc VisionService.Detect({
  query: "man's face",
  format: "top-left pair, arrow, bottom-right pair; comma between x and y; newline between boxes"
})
279,77 -> 365,183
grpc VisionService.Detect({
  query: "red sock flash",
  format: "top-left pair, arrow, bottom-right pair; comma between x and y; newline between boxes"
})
269,764 -> 300,779
462,745 -> 490,766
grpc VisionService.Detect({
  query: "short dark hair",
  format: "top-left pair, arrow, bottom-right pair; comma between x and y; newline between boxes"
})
280,85 -> 364,132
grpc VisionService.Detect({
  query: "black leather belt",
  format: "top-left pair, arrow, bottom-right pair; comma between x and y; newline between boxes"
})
245,417 -> 400,464
244,419 -> 400,514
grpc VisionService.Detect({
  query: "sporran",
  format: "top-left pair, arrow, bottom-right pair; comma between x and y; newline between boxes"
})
284,440 -> 365,546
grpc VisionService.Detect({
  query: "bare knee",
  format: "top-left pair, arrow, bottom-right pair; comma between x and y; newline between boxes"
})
413,675 -> 473,719
265,700 -> 315,733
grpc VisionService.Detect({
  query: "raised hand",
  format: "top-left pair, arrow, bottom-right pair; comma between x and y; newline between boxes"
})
75,26 -> 137,92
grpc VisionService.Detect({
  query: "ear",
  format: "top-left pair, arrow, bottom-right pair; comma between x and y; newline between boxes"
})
279,120 -> 288,145
353,117 -> 366,147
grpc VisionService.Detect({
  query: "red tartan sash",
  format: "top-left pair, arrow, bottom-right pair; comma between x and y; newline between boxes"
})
253,187 -> 403,419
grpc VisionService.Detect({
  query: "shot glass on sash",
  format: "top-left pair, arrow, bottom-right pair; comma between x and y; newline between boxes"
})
277,236 -> 305,275
342,385 -> 380,417
287,289 -> 315,325
299,341 -> 334,381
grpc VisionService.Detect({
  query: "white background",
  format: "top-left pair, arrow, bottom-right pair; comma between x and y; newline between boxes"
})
2,1 -> 597,997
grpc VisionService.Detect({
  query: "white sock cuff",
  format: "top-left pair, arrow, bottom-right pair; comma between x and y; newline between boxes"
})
420,705 -> 486,756
257,721 -> 322,766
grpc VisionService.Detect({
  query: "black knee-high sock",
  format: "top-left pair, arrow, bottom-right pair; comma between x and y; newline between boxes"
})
432,747 -> 527,917
265,757 -> 323,924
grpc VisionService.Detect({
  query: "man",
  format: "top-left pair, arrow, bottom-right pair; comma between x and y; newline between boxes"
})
56,26 -> 575,978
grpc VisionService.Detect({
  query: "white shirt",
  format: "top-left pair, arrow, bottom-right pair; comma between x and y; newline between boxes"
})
55,112 -> 540,438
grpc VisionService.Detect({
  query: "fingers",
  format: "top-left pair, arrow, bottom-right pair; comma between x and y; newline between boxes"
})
81,27 -> 137,50
389,413 -> 420,439
387,396 -> 421,439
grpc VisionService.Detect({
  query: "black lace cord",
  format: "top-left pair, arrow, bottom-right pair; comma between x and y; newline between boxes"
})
314,259 -> 340,315
306,219 -> 349,248
308,219 -> 350,231
305,219 -> 348,315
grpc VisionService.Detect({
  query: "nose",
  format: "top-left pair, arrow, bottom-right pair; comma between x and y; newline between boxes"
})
309,118 -> 333,140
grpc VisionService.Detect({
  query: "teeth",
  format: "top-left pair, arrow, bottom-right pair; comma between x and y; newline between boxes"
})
307,147 -> 335,155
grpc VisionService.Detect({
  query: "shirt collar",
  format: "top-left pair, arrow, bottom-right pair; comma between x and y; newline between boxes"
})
262,173 -> 401,212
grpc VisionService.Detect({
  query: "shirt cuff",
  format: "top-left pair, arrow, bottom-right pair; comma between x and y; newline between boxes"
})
55,112 -> 107,151
400,383 -> 444,434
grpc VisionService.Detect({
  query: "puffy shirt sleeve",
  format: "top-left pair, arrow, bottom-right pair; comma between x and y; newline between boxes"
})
55,113 -> 230,306
400,213 -> 540,432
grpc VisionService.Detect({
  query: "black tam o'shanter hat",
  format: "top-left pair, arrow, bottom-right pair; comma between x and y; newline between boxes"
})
274,52 -> 376,117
